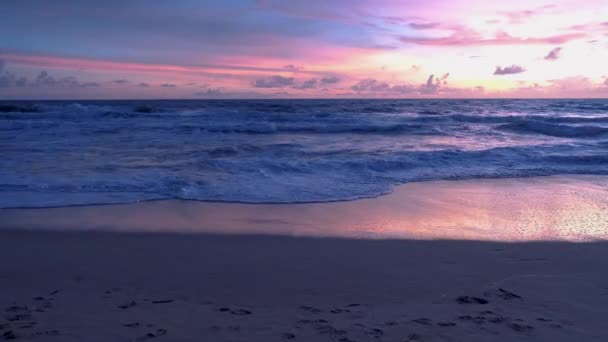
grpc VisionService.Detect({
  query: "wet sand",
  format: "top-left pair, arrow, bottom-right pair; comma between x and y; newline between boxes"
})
1,176 -> 608,341
2,175 -> 608,241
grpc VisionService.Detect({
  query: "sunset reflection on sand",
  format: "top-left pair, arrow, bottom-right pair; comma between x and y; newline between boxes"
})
2,176 -> 608,241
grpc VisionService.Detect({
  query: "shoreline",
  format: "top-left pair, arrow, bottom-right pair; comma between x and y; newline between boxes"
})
2,175 -> 608,241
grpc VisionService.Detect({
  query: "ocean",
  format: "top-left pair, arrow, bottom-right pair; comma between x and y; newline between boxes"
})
1,99 -> 608,208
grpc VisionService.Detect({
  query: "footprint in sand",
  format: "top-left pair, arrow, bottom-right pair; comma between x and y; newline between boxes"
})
136,328 -> 168,341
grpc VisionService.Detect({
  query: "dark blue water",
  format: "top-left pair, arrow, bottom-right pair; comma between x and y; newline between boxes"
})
1,99 -> 608,208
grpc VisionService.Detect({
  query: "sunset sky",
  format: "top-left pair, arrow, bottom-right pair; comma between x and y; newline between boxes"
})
1,0 -> 607,99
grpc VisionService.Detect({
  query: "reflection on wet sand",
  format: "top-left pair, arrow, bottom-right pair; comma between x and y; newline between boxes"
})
1,175 -> 607,241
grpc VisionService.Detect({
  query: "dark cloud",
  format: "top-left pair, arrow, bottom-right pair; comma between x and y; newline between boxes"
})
137,82 -> 150,87
112,79 -> 129,84
351,79 -> 390,92
351,79 -> 417,94
544,47 -> 562,60
320,75 -> 340,84
0,69 -> 100,89
194,87 -> 223,96
252,75 -> 295,88
80,82 -> 100,88
409,22 -> 440,30
494,65 -> 526,75
293,78 -> 317,90
420,74 -> 439,94
160,83 -> 177,88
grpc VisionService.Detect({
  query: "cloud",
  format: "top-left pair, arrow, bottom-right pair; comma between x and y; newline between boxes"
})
0,69 -> 100,89
284,64 -> 303,71
111,79 -> 129,84
80,82 -> 100,88
251,75 -> 295,88
411,65 -> 421,72
0,60 -> 5,74
137,82 -> 150,87
160,83 -> 176,88
351,79 -> 390,92
293,78 -> 317,90
604,78 -> 608,86
500,5 -> 557,23
420,74 -> 439,94
544,47 -> 562,60
400,31 -> 585,47
409,22 -> 440,30
320,75 -> 340,84
194,87 -> 224,96
494,65 -> 526,75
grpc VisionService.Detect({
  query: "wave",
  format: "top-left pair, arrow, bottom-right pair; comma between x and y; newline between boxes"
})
495,120 -> 608,138
2,99 -> 608,208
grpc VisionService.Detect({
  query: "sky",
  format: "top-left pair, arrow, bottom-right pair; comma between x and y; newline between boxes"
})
1,0 -> 607,99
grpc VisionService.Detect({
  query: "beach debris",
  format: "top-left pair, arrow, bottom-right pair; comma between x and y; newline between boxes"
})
456,296 -> 489,304
345,303 -> 360,307
48,290 -> 59,296
151,300 -> 174,304
498,288 -> 522,300
384,321 -> 398,326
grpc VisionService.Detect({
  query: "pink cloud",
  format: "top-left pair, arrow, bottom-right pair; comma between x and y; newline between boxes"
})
400,32 -> 585,46
409,22 -> 441,30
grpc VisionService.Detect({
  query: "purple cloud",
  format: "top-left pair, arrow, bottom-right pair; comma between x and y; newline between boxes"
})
400,31 -> 585,47
252,75 -> 295,88
494,65 -> 526,75
284,64 -> 303,71
293,78 -> 318,90
409,22 -> 440,30
111,79 -> 129,84
320,75 -> 340,84
351,79 -> 390,92
544,47 -> 562,60
137,82 -> 150,87
195,87 -> 223,96
160,83 -> 176,88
